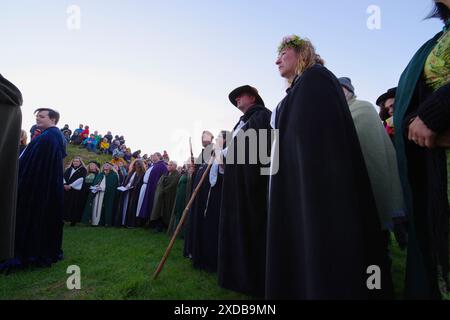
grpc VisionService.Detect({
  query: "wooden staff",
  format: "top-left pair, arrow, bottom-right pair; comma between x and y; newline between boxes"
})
152,152 -> 213,280
189,137 -> 195,166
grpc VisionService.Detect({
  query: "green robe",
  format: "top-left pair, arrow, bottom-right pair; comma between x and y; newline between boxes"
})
150,171 -> 181,226
167,173 -> 188,237
348,98 -> 405,229
82,171 -> 119,226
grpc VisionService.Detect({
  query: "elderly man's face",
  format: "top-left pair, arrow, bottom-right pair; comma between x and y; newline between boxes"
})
167,162 -> 177,172
202,133 -> 213,147
236,93 -> 256,112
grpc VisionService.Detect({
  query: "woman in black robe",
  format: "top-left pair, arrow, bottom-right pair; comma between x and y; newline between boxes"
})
63,157 -> 87,226
123,160 -> 146,228
183,163 -> 210,259
192,131 -> 229,273
266,35 -> 391,299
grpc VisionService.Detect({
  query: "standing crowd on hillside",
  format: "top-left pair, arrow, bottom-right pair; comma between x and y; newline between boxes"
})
0,1 -> 449,300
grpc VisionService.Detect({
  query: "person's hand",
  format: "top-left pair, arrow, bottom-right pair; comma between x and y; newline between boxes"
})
64,185 -> 71,191
408,117 -> 437,148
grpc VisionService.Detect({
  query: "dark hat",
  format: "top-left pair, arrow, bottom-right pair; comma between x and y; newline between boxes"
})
228,85 -> 265,107
376,87 -> 397,107
338,77 -> 355,94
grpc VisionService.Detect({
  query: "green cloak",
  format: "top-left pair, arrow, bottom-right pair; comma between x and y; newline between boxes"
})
82,171 -> 119,226
394,30 -> 447,299
167,173 -> 188,237
150,171 -> 181,226
348,98 -> 405,229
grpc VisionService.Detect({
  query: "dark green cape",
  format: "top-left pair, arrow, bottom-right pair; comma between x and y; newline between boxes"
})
167,173 -> 188,237
394,30 -> 447,299
82,171 -> 119,226
150,171 -> 181,226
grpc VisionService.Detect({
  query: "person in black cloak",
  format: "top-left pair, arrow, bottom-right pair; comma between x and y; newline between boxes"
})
1,108 -> 67,271
0,74 -> 22,263
183,132 -> 214,258
218,85 -> 272,298
116,159 -> 146,228
192,130 -> 230,273
63,157 -> 88,226
266,35 -> 392,299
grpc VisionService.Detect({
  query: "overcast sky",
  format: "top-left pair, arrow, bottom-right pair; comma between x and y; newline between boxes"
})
1,0 -> 443,163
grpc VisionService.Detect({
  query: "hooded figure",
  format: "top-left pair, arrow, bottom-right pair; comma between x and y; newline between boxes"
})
0,74 -> 22,262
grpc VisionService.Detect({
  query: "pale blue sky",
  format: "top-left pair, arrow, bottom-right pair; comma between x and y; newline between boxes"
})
1,0 -> 444,162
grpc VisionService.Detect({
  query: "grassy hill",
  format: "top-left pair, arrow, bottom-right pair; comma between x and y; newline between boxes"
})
65,144 -> 113,168
0,146 -> 448,300
0,226 -> 248,300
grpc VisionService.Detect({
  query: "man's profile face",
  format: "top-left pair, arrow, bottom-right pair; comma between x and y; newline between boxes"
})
236,93 -> 256,112
36,111 -> 55,130
202,133 -> 213,147
167,162 -> 177,172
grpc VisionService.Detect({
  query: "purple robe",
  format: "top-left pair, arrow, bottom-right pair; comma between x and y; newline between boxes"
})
137,160 -> 168,219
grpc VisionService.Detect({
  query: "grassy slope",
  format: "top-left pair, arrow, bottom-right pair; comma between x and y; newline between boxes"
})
0,226 -> 247,300
1,145 -> 246,300
65,144 -> 112,167
0,146 -> 447,300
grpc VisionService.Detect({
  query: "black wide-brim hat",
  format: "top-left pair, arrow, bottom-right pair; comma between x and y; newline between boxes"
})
228,85 -> 265,107
376,87 -> 397,107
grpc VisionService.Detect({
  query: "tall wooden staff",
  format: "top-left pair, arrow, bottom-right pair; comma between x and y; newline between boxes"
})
152,140 -> 213,280
189,137 -> 195,166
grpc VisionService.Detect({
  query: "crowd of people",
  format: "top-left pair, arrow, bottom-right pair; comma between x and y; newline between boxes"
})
0,0 -> 448,300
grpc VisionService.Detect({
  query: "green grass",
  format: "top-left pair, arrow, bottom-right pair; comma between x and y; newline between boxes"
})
0,225 -> 411,300
0,225 -> 248,300
65,144 -> 112,167
0,145 -> 447,300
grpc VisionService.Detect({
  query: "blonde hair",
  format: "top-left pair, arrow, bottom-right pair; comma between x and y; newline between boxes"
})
20,130 -> 28,146
66,156 -> 86,170
278,35 -> 325,83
